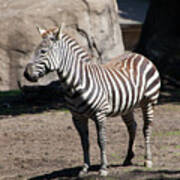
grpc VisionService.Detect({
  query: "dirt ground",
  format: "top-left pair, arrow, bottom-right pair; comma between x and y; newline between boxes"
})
0,101 -> 180,180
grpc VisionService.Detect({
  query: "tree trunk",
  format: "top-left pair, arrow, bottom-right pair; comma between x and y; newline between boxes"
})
135,0 -> 180,88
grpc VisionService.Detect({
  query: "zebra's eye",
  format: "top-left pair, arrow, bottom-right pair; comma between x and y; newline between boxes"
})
40,49 -> 46,54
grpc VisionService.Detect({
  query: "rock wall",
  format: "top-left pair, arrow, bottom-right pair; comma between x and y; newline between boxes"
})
0,0 -> 124,90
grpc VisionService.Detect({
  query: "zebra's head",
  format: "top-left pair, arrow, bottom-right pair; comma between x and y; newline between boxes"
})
24,25 -> 63,82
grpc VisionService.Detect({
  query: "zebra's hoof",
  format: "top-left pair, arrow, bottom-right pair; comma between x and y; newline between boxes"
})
78,164 -> 89,177
99,169 -> 108,176
144,160 -> 153,168
78,170 -> 88,177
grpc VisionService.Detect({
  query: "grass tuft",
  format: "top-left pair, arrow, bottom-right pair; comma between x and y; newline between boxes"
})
153,131 -> 180,137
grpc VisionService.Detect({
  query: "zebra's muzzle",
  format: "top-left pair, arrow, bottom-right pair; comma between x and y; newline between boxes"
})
24,71 -> 38,82
24,64 -> 38,82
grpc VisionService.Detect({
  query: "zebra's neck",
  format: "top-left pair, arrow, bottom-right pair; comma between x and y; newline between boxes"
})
57,33 -> 90,89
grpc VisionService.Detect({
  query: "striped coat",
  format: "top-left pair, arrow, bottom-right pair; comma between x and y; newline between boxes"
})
62,52 -> 160,117
24,26 -> 161,176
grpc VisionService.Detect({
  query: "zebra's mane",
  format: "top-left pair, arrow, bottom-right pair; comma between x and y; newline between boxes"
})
61,32 -> 91,63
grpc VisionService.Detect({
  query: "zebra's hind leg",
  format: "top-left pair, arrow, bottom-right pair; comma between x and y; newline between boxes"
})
122,111 -> 137,166
72,117 -> 90,177
141,102 -> 154,168
94,114 -> 108,176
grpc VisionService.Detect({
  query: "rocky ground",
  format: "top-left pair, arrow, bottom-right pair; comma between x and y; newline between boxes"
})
0,93 -> 180,180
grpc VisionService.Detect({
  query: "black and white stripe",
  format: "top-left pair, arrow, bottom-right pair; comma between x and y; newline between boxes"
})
24,27 -> 161,176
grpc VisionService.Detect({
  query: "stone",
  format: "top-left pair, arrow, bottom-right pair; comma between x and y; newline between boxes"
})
0,0 -> 124,90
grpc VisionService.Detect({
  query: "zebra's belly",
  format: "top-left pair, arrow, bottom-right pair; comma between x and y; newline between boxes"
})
106,105 -> 135,117
64,90 -> 110,118
106,97 -> 141,117
64,87 -> 143,118
64,96 -> 98,117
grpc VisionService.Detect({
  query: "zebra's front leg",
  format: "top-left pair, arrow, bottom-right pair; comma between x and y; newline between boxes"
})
141,102 -> 154,168
72,117 -> 90,177
94,114 -> 108,176
122,112 -> 137,166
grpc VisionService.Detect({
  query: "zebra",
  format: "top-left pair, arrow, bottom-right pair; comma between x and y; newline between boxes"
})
24,25 -> 161,176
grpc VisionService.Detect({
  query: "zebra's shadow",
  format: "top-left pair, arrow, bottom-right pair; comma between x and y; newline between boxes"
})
28,164 -> 126,180
28,165 -> 96,180
28,166 -> 81,180
28,165 -> 180,180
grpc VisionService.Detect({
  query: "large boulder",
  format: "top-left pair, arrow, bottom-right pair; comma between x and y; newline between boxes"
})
0,0 -> 124,90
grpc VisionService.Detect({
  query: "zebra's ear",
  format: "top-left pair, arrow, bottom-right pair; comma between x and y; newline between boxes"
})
36,25 -> 46,37
56,23 -> 64,40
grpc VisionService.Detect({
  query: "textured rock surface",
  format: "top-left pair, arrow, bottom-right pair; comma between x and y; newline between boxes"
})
0,0 -> 124,90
